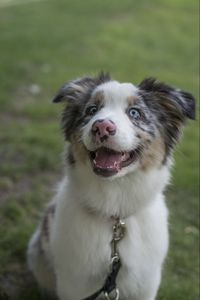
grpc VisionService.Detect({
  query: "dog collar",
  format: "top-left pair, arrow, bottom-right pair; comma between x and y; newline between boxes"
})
82,217 -> 126,300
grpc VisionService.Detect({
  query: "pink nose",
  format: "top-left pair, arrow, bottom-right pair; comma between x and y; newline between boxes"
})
92,119 -> 116,142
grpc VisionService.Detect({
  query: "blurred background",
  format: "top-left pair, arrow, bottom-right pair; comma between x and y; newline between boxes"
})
0,0 -> 199,299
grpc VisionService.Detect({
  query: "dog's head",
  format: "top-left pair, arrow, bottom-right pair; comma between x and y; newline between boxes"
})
53,73 -> 195,179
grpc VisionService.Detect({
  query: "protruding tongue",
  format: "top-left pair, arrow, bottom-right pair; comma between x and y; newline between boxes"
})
94,148 -> 124,170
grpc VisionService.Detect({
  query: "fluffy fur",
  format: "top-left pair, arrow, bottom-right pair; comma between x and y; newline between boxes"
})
27,73 -> 195,300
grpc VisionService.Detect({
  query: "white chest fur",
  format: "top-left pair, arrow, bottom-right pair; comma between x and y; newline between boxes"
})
51,167 -> 169,300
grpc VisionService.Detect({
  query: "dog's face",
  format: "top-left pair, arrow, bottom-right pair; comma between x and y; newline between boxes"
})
53,73 -> 195,179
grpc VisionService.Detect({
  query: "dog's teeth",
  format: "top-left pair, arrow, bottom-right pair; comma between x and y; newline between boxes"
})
114,161 -> 120,170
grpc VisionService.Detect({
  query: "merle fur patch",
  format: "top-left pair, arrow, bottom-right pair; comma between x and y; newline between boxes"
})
138,78 -> 196,155
53,72 -> 111,140
42,203 -> 56,241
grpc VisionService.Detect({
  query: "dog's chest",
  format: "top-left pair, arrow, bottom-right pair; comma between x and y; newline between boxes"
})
51,198 -> 166,300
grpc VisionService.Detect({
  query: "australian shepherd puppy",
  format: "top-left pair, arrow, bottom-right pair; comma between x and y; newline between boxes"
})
27,73 -> 195,300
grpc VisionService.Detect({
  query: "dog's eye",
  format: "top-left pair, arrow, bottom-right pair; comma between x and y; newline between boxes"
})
128,108 -> 141,119
85,105 -> 98,116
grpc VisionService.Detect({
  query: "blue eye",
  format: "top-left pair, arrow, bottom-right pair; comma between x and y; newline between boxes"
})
128,108 -> 141,119
86,105 -> 98,116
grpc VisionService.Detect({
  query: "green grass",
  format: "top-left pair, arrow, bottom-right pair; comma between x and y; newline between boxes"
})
0,0 -> 199,299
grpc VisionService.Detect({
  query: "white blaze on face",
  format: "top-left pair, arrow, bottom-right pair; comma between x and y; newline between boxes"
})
95,81 -> 138,108
82,81 -> 140,152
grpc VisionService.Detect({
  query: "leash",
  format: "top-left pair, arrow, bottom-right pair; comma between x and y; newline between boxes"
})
82,218 -> 126,300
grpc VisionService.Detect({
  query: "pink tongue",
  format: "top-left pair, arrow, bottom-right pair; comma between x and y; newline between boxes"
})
94,148 -> 123,170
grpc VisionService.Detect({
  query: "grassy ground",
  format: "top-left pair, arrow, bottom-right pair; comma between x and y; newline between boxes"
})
0,0 -> 199,299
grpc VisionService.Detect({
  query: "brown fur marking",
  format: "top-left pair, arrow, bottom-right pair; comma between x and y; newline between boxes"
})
140,136 -> 166,170
127,95 -> 138,106
92,90 -> 105,107
70,131 -> 89,165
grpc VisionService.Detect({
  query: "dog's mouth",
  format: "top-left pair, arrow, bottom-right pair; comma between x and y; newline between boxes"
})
89,147 -> 141,177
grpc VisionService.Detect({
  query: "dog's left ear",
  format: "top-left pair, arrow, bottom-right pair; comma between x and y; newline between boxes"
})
138,78 -> 196,121
52,72 -> 111,103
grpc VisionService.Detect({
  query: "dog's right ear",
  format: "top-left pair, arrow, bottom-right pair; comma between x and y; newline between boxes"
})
52,73 -> 111,103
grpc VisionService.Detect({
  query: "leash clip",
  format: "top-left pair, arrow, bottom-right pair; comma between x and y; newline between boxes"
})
113,219 -> 126,242
111,218 -> 126,258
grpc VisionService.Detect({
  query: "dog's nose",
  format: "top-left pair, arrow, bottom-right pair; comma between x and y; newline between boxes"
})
92,119 -> 116,142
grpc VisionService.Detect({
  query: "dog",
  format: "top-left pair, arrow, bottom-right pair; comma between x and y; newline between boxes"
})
27,73 -> 195,300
